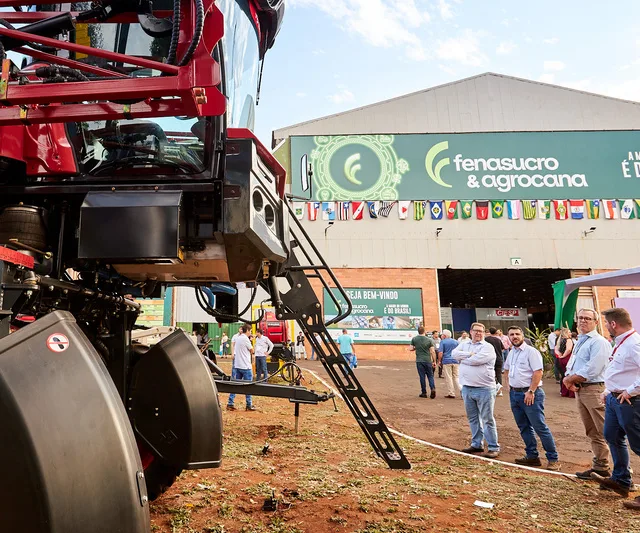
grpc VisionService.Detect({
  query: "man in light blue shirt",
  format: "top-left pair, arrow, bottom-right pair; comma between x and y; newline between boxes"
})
452,322 -> 500,458
563,308 -> 613,479
337,329 -> 356,369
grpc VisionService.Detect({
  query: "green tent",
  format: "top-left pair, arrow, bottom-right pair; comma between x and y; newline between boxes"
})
553,267 -> 640,328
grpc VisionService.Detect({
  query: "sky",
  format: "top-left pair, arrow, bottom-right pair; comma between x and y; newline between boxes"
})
254,0 -> 640,145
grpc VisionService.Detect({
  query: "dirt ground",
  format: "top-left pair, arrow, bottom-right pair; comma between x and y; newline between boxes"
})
302,360 -> 640,474
149,361 -> 640,533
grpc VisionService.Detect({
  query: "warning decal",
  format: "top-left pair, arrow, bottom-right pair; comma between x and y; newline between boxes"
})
47,333 -> 70,353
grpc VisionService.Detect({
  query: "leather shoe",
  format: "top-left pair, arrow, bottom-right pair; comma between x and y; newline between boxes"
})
515,456 -> 542,466
591,473 -> 630,497
576,468 -> 611,480
623,496 -> 640,510
461,446 -> 484,454
430,390 -> 436,399
246,405 -> 257,411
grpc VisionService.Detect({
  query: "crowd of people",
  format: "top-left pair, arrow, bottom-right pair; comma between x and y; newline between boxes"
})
410,309 -> 640,511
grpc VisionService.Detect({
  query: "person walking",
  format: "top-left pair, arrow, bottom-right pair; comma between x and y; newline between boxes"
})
563,308 -> 613,480
504,326 -> 560,470
337,329 -> 356,369
486,327 -> 505,396
452,322 -> 500,458
438,329 -> 460,398
411,326 -> 437,399
220,332 -> 229,358
254,328 -> 273,382
591,308 -> 640,510
555,328 -> 575,398
227,325 -> 256,411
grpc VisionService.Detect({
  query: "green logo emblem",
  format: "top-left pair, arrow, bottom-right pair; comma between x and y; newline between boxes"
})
310,135 -> 409,201
425,141 -> 451,188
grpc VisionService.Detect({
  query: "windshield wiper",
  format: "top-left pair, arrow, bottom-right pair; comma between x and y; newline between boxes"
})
89,155 -> 200,176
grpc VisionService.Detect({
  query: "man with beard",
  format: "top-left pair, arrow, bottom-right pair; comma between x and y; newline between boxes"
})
504,326 -> 560,470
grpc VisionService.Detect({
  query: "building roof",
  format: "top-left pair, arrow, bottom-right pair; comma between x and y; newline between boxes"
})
273,72 -> 640,143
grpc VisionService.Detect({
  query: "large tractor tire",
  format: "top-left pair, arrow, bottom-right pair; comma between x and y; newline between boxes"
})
0,311 -> 150,533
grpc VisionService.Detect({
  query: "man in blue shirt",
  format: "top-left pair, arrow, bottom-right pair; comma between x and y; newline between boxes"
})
563,308 -> 613,480
337,329 -> 356,369
438,330 -> 459,398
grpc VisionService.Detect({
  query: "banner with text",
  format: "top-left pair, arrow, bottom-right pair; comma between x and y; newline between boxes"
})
324,288 -> 423,344
291,131 -> 640,201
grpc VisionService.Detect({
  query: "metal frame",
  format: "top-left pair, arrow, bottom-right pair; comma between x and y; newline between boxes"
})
0,0 -> 225,125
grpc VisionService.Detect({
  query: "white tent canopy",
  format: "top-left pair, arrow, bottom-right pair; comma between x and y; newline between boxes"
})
560,267 -> 640,299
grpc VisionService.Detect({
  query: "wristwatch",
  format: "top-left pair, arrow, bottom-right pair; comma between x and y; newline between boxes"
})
526,389 -> 535,394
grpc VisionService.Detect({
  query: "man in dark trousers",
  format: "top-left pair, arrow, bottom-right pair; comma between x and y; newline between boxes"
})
486,327 -> 505,396
411,326 -> 436,398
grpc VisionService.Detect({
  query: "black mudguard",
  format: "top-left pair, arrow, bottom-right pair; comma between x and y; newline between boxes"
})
129,330 -> 223,469
0,311 -> 149,533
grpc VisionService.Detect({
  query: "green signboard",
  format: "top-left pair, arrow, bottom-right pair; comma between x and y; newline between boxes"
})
290,131 -> 640,201
324,288 -> 423,344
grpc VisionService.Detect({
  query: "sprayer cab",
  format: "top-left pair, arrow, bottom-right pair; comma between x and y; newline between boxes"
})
0,0 -> 288,286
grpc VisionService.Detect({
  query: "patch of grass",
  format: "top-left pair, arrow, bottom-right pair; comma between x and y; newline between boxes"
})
244,481 -> 274,497
356,518 -> 424,533
268,516 -> 303,533
218,502 -> 234,518
168,505 -> 191,531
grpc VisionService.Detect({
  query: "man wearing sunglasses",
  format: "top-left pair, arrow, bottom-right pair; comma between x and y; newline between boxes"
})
563,308 -> 613,480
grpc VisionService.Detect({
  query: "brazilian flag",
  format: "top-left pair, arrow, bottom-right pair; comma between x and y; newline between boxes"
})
491,200 -> 504,218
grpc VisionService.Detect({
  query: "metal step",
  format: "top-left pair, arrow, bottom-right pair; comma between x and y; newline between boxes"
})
261,201 -> 411,470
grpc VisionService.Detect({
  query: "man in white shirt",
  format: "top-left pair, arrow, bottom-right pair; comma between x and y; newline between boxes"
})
452,322 -> 500,458
504,326 -> 560,470
230,326 -> 243,367
254,329 -> 274,382
227,326 -> 256,411
591,308 -> 640,509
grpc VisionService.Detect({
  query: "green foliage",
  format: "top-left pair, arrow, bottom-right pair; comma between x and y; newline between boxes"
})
526,325 -> 554,369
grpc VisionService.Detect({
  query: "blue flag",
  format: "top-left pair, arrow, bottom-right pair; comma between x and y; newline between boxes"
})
430,201 -> 443,220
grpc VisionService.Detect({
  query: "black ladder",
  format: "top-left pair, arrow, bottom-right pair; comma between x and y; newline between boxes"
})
262,202 -> 411,470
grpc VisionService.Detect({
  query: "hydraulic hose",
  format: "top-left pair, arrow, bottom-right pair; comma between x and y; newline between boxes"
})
166,0 -> 182,65
177,0 -> 204,66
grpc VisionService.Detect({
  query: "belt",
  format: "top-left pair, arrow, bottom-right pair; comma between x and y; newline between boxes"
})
510,387 -> 530,392
578,382 -> 604,387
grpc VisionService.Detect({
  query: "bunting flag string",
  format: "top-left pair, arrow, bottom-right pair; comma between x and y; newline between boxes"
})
301,199 -> 640,222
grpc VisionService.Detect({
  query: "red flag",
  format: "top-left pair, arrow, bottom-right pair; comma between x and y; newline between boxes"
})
553,200 -> 568,220
476,201 -> 488,220
445,200 -> 458,219
352,201 -> 365,220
